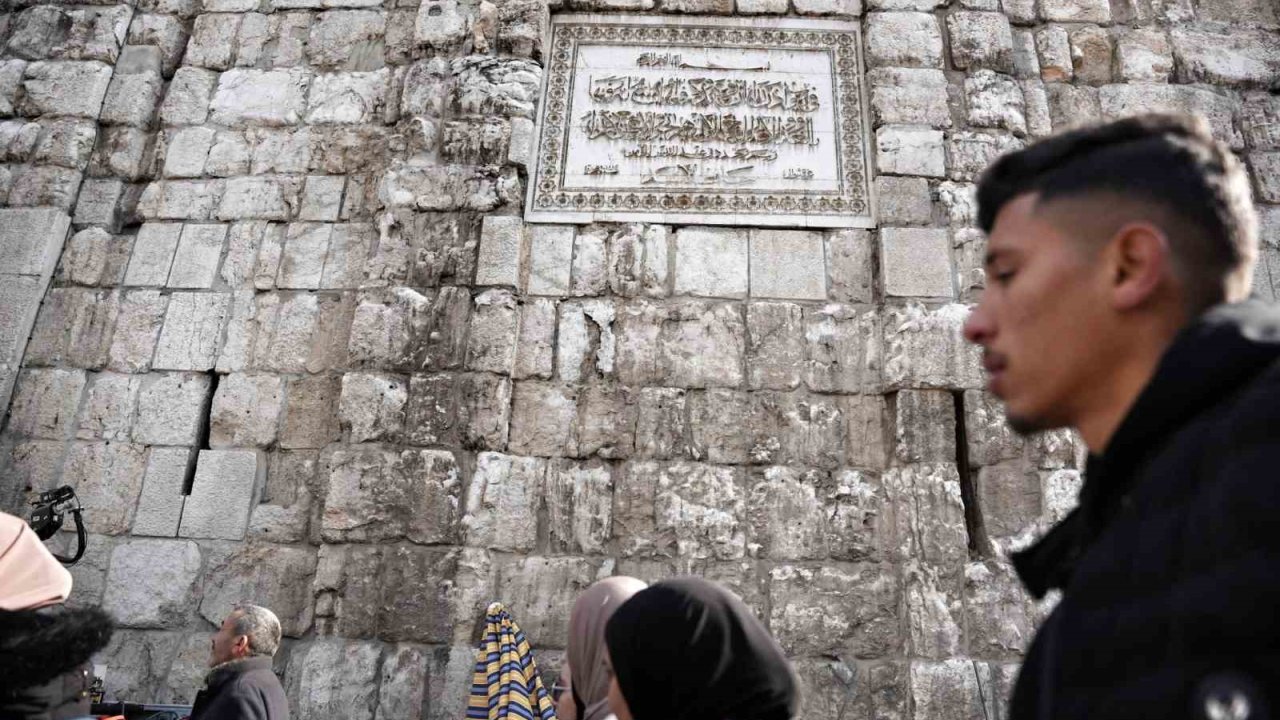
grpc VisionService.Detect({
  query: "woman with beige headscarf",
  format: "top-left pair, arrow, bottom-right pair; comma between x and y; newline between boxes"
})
557,576 -> 647,720
0,510 -> 114,720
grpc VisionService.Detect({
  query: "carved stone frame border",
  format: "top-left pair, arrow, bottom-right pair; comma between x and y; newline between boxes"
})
525,13 -> 877,229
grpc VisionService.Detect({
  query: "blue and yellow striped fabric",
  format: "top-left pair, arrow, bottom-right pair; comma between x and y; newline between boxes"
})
466,602 -> 558,720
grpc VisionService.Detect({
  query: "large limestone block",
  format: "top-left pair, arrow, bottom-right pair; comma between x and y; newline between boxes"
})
153,292 -> 231,371
1098,84 -> 1242,149
909,659 -> 989,720
97,630 -> 186,703
543,460 -> 613,554
894,389 -> 957,463
965,70 -> 1027,136
964,560 -> 1035,657
746,466 -> 829,561
133,372 -> 210,446
466,289 -> 519,374
749,229 -> 826,300
507,381 -> 576,456
882,463 -> 968,572
976,464 -> 1042,537
321,447 -> 462,543
306,70 -> 389,124
76,372 -> 139,442
654,461 -> 746,561
199,543 -> 318,637
903,560 -> 962,658
769,563 -> 900,658
19,61 -> 113,119
883,303 -> 982,390
876,127 -> 946,177
179,450 -> 261,540
210,69 -> 311,127
746,302 -> 805,391
495,556 -> 605,647
0,207 -> 71,277
475,215 -> 523,287
309,10 -> 386,71
947,11 -> 1013,72
674,227 -> 748,299
1171,28 -> 1280,89
286,639 -> 383,720
25,288 -> 119,368
62,441 -> 148,535
132,447 -> 193,537
1038,0 -> 1109,22
607,224 -> 669,298
634,388 -> 689,460
403,372 -> 511,450
210,373 -> 284,447
527,225 -> 574,296
804,304 -> 882,393
7,368 -> 85,439
881,228 -> 955,299
461,452 -> 543,551
865,12 -> 943,68
867,68 -> 952,129
962,390 -> 1024,466
103,539 -> 203,628
337,372 -> 407,443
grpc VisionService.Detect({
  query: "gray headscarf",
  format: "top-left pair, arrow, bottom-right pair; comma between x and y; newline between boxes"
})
567,576 -> 647,720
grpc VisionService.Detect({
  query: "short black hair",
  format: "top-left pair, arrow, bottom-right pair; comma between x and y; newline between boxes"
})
976,113 -> 1258,313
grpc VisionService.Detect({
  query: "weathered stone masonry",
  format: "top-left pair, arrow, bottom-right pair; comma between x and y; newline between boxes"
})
0,0 -> 1277,717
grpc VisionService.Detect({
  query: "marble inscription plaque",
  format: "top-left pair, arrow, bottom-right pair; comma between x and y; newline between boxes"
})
526,14 -> 876,228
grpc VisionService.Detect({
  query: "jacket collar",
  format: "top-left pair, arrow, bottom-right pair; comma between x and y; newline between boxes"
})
1013,300 -> 1280,598
204,656 -> 274,690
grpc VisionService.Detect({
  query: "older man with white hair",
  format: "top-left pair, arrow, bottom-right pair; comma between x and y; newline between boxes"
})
191,605 -> 289,720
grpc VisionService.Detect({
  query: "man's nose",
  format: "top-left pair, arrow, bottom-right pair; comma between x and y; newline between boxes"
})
963,300 -> 993,346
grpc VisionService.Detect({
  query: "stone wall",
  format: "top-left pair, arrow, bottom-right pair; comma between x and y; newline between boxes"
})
0,0 -> 1277,717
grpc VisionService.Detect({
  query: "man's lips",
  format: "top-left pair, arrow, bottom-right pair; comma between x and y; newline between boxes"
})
982,353 -> 1007,374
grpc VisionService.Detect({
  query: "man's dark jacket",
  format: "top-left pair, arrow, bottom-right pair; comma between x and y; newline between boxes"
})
190,657 -> 289,720
1010,301 -> 1280,719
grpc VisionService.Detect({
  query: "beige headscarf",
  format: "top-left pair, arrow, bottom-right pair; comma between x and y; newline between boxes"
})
0,511 -> 72,611
567,576 -> 647,720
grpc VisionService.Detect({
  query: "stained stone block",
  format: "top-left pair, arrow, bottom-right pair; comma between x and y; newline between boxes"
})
977,464 -> 1041,537
571,228 -> 609,297
59,442 -> 146,535
747,302 -> 805,390
199,544 -> 317,637
129,14 -> 190,77
338,372 -> 407,442
514,299 -> 557,380
218,176 -> 294,221
99,51 -> 163,128
164,127 -> 215,178
749,230 -> 826,300
1035,26 -> 1073,83
211,69 -> 311,127
1021,79 -> 1053,138
965,560 -> 1034,657
894,389 -> 957,463
508,382 -> 576,456
769,563 -> 900,658
1012,29 -> 1040,80
651,461 -> 746,560
76,372 -> 139,441
965,70 -> 1027,136
864,12 -> 943,69
186,14 -> 240,69
137,180 -> 225,221
0,207 -> 70,277
161,68 -> 218,127
1045,84 -> 1100,132
884,303 -> 981,390
1252,153 -> 1280,203
19,61 -> 113,119
495,556 -> 604,647
321,447 -> 462,543
306,70 -> 389,124
133,372 -> 212,447
1070,25 -> 1113,86
275,223 -> 330,289
91,127 -> 153,182
109,290 -> 168,373
524,225 -> 573,296
747,466 -> 828,560
247,451 -> 318,543
804,304 -> 881,393
881,228 -> 954,299
820,229 -> 872,303
902,560 -> 962,658
476,215 -> 524,287
277,376 -> 340,450
153,292 -> 230,370
661,302 -> 746,389
462,452 -> 544,551
883,463 -> 968,571
508,117 -> 536,169
168,224 -> 226,289
557,299 -> 617,385
178,449 -> 261,540
132,447 -> 192,537
910,659 -> 989,720
7,166 -> 82,210
1172,28 -> 1280,89
1040,0 -> 1109,21
947,12 -> 1013,72
32,119 -> 97,169
7,369 -> 86,439
674,227 -> 748,299
286,640 -> 382,720
1098,84 -> 1242,149
321,224 -> 375,289
103,540 -> 202,628
1242,94 -> 1280,150
573,384 -> 637,460
875,178 -> 932,228
635,388 -> 688,460
1042,468 -> 1082,523
949,131 -> 1023,182
25,288 -> 119,369
544,460 -> 612,554
876,127 -> 946,178
467,289 -> 519,374
73,180 -> 128,230
867,68 -> 951,129
963,390 -> 1023,466
210,373 -> 284,448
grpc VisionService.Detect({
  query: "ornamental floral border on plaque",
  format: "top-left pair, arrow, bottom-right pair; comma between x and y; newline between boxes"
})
526,15 -> 876,228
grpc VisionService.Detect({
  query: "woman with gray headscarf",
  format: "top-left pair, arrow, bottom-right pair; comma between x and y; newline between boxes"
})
558,577 -> 648,720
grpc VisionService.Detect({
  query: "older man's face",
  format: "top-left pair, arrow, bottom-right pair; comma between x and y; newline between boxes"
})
209,613 -> 250,668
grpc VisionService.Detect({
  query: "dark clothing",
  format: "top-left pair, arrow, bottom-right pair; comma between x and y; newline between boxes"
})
0,606 -> 114,720
190,657 -> 288,720
604,577 -> 798,720
1010,301 -> 1280,719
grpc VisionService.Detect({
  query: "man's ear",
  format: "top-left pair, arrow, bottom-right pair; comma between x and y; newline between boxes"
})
233,634 -> 251,656
1108,222 -> 1171,310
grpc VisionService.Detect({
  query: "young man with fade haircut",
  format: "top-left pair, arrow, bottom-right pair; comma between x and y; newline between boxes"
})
964,113 -> 1278,719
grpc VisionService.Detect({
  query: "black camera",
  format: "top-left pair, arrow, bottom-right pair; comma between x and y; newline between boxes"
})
29,485 -> 87,565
